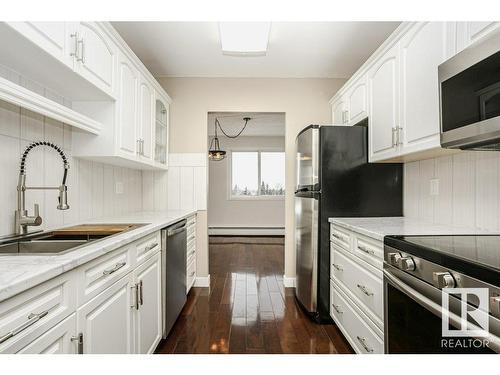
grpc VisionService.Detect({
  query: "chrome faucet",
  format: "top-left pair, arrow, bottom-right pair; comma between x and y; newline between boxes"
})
15,141 -> 70,235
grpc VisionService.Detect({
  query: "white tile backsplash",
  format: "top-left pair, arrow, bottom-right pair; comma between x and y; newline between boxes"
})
404,151 -> 500,232
0,99 -> 144,237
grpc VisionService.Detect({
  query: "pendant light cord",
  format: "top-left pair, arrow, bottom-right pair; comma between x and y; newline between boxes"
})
215,117 -> 250,139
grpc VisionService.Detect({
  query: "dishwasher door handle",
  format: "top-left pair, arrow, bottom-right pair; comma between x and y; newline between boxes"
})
167,226 -> 186,237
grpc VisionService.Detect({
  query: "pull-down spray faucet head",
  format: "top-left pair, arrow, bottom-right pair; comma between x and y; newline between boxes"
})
15,141 -> 70,235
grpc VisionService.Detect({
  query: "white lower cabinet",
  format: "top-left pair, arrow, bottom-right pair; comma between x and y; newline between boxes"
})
330,223 -> 385,354
134,252 -> 162,354
17,314 -> 77,354
0,230 -> 165,355
77,272 -> 135,354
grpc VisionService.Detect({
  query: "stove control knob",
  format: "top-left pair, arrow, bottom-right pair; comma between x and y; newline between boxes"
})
387,252 -> 402,266
397,256 -> 416,271
432,272 -> 456,289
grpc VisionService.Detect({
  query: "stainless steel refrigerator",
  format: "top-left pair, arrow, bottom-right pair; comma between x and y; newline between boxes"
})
295,121 -> 403,322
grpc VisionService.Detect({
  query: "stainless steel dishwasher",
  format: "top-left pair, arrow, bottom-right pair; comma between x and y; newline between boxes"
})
161,219 -> 187,339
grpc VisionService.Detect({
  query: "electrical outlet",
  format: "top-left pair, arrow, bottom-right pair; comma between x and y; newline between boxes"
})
115,181 -> 124,194
430,179 -> 439,196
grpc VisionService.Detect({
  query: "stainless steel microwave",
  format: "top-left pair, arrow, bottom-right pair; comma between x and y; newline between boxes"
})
439,29 -> 500,150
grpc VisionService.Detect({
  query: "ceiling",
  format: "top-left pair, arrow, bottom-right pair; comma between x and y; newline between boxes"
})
207,112 -> 285,137
112,22 -> 400,78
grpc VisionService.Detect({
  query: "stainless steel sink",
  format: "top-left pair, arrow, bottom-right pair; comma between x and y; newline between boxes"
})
0,223 -> 146,255
0,239 -> 88,255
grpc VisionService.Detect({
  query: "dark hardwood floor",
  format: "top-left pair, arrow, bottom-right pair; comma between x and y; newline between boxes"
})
155,237 -> 353,354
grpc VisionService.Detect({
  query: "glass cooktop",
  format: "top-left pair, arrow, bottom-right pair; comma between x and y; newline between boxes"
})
384,235 -> 500,286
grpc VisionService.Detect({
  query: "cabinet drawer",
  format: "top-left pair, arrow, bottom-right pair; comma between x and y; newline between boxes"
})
330,280 -> 383,354
77,245 -> 132,305
187,244 -> 196,265
135,231 -> 161,264
352,234 -> 383,269
186,259 -> 196,294
187,233 -> 196,253
0,272 -> 76,353
330,224 -> 351,251
16,313 -> 77,354
331,245 -> 383,326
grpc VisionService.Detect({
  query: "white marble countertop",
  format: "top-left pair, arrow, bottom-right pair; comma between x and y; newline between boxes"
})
328,217 -> 496,241
0,210 -> 196,303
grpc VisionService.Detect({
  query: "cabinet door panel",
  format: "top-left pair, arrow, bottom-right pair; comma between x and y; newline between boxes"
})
7,22 -> 74,69
139,78 -> 154,162
77,274 -> 134,354
331,98 -> 345,125
368,45 -> 399,161
17,314 -> 77,354
76,22 -> 115,96
135,253 -> 162,354
347,76 -> 367,125
117,56 -> 138,157
399,22 -> 445,154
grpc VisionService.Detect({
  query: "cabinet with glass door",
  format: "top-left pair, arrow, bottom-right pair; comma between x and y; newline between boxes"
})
154,96 -> 169,167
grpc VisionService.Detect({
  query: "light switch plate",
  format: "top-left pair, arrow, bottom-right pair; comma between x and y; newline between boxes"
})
430,178 -> 439,196
115,181 -> 124,194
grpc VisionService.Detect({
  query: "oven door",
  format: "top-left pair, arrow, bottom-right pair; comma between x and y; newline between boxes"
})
383,264 -> 499,353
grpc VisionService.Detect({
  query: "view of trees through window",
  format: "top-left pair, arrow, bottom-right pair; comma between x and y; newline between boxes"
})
231,151 -> 285,197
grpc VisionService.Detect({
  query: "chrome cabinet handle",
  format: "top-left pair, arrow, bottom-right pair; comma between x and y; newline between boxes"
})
357,284 -> 374,296
103,262 -> 126,276
80,39 -> 85,64
0,310 -> 49,344
145,242 -> 159,251
70,333 -> 83,354
356,336 -> 374,353
189,271 -> 195,277
332,304 -> 343,314
358,245 -> 374,255
138,280 -> 144,306
70,32 -> 79,59
332,263 -> 343,271
188,250 -> 196,257
133,283 -> 140,310
331,233 -> 342,240
397,126 -> 403,145
75,38 -> 84,62
136,139 -> 141,155
391,127 -> 397,147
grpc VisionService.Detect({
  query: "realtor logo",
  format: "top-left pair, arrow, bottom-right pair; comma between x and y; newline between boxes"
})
441,288 -> 489,338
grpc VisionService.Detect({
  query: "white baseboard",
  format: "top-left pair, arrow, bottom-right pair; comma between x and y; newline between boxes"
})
283,275 -> 296,288
209,227 -> 285,236
194,274 -> 210,288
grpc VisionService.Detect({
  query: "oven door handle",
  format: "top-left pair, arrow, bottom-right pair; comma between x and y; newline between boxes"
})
383,268 -> 500,353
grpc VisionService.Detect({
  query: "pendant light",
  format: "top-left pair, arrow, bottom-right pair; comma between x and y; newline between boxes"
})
208,117 -> 251,161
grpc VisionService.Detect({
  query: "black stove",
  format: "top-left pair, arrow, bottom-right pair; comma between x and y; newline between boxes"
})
384,235 -> 500,286
383,234 -> 500,354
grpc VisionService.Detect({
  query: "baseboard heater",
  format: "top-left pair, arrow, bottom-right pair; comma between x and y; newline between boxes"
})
208,226 -> 285,236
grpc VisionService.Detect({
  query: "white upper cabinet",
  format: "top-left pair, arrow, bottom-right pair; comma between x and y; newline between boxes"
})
117,53 -> 139,158
398,22 -> 446,155
345,75 -> 368,125
138,75 -> 155,163
6,22 -> 76,70
74,22 -> 115,97
368,44 -> 400,161
456,22 -> 500,52
331,97 -> 347,125
330,22 -> 500,162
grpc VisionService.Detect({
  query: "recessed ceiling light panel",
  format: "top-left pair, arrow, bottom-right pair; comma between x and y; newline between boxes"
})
219,22 -> 271,56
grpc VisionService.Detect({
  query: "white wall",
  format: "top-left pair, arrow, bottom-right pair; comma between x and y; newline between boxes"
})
404,151 -> 500,231
159,77 -> 345,282
0,100 -> 143,237
208,136 -> 285,232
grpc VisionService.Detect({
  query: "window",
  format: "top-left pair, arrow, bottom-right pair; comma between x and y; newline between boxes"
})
231,151 -> 285,198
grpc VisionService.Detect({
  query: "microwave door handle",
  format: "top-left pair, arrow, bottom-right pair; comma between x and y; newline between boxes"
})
383,269 -> 500,351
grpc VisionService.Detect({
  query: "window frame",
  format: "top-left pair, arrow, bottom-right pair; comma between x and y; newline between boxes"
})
228,149 -> 285,201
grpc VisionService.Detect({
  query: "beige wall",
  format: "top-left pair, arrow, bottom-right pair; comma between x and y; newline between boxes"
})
159,77 -> 345,280
208,136 -> 285,230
